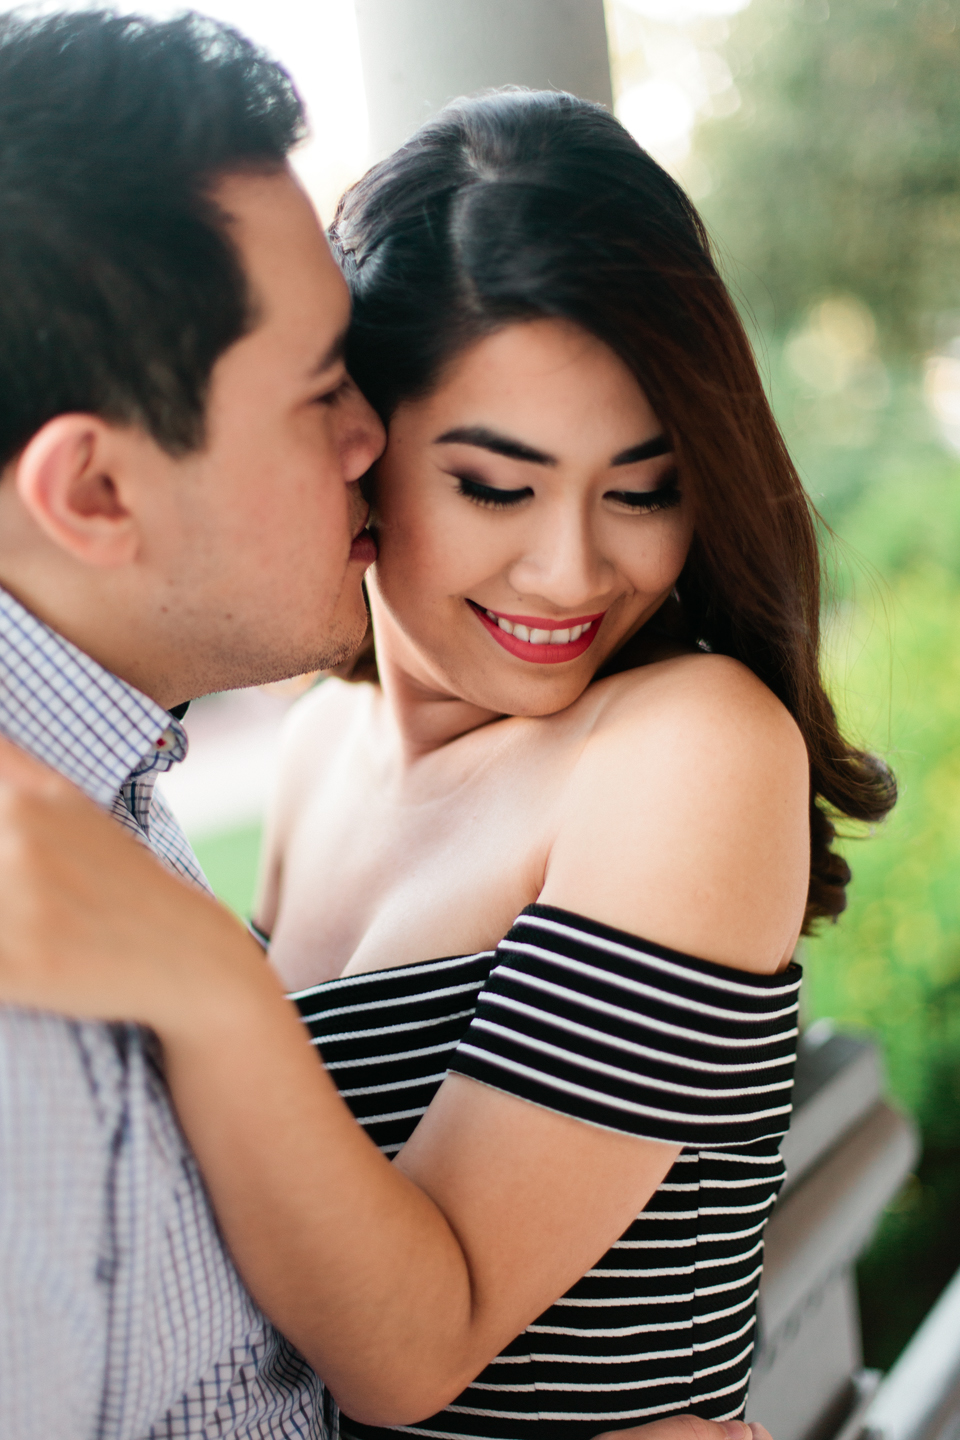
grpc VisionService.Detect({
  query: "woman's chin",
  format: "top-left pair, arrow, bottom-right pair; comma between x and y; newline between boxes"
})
447,664 -> 599,721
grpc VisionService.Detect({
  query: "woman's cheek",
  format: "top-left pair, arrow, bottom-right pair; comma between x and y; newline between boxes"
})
380,508 -> 461,610
418,507 -> 496,593
657,514 -> 694,588
614,531 -> 682,599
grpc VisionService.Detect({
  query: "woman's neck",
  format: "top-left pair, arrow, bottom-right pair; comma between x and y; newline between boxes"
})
371,616 -> 503,766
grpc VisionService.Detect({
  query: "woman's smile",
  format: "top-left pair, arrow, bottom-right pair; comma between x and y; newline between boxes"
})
367,319 -> 695,727
467,600 -> 604,664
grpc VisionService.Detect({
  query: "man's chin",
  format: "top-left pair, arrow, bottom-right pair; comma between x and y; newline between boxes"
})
191,622 -> 366,696
314,600 -> 373,670
313,626 -> 369,675
281,608 -> 372,682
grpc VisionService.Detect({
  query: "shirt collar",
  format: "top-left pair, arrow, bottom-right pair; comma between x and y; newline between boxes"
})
0,585 -> 188,807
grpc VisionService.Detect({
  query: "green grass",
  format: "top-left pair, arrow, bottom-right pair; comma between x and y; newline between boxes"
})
193,823 -> 263,920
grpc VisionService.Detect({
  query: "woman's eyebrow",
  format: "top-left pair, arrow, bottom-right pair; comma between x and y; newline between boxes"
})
611,435 -> 672,465
434,425 -> 557,465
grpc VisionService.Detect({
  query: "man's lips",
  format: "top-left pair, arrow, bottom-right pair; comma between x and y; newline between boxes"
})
467,601 -> 605,664
349,527 -> 377,564
349,503 -> 376,563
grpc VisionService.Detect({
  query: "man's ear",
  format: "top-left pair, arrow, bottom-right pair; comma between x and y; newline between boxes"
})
12,414 -> 140,567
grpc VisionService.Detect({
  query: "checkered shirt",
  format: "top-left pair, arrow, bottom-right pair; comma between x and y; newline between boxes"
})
0,586 -> 324,1439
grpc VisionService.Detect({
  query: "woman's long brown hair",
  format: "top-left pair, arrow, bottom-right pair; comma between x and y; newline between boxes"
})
331,89 -> 896,931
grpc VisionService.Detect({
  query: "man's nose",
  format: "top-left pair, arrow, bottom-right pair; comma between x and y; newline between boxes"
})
340,384 -> 386,484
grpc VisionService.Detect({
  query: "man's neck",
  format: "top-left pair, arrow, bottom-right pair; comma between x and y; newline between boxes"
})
0,582 -> 183,806
0,567 -> 177,708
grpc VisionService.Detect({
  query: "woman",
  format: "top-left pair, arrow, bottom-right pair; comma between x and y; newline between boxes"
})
0,93 -> 893,1438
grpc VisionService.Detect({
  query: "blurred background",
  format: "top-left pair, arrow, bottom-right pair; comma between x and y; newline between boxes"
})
39,0 -> 960,1377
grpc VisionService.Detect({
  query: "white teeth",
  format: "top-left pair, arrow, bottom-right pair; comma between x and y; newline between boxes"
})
482,608 -> 596,645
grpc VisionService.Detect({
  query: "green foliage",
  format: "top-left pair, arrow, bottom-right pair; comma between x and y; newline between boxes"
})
695,0 -> 960,353
858,1147 -> 960,1367
686,0 -> 960,1145
685,0 -> 960,1360
693,0 -> 960,1143
808,558 -> 960,1143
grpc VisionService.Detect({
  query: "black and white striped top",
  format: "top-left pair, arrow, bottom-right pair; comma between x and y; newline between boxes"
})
291,904 -> 801,1440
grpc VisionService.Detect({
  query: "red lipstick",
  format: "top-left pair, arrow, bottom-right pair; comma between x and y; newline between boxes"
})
468,601 -> 605,664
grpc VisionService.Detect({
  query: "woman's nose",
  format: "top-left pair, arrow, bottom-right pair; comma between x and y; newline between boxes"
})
507,504 -> 612,610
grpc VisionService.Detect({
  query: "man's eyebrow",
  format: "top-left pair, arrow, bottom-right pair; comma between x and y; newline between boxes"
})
611,435 -> 672,466
308,328 -> 348,376
434,426 -> 557,466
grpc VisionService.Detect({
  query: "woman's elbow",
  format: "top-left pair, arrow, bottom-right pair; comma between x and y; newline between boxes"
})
328,1365 -> 473,1428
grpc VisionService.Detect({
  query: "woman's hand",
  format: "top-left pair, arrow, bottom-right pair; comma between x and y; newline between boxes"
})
0,734 -> 271,1036
597,1421 -> 771,1440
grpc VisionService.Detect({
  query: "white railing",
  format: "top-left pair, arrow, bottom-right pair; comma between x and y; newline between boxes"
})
748,1024 -> 919,1440
860,1264 -> 960,1440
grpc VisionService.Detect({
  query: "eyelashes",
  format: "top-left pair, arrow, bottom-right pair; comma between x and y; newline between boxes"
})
456,474 -> 535,509
606,475 -> 682,513
314,380 -> 348,407
454,472 -> 682,513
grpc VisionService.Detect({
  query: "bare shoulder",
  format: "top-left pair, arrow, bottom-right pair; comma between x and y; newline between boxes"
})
256,679 -> 375,930
589,651 -> 807,776
277,676 -> 373,777
271,676 -> 380,831
541,654 -> 810,972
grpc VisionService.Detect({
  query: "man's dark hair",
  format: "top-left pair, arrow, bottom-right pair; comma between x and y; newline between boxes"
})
0,8 -> 306,465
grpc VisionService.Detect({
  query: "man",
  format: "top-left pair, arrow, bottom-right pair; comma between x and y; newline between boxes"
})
0,11 -> 770,1440
0,11 -> 382,1435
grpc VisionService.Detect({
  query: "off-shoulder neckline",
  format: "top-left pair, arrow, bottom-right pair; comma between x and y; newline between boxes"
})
287,902 -> 801,1002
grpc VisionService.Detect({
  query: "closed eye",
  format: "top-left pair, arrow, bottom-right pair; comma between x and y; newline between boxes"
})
605,476 -> 682,513
314,374 -> 350,407
455,474 -> 535,509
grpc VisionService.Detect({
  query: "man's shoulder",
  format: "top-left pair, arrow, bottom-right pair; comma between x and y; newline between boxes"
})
0,1006 -> 115,1090
0,1010 -> 152,1139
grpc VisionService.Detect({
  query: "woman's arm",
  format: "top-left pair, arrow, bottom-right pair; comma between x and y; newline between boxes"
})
0,658 -> 806,1423
0,737 -> 679,1424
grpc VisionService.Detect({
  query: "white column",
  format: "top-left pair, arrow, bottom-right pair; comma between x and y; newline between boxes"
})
353,0 -> 613,160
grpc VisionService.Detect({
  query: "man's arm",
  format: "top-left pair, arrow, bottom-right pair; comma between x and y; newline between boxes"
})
0,1010 -> 111,1438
